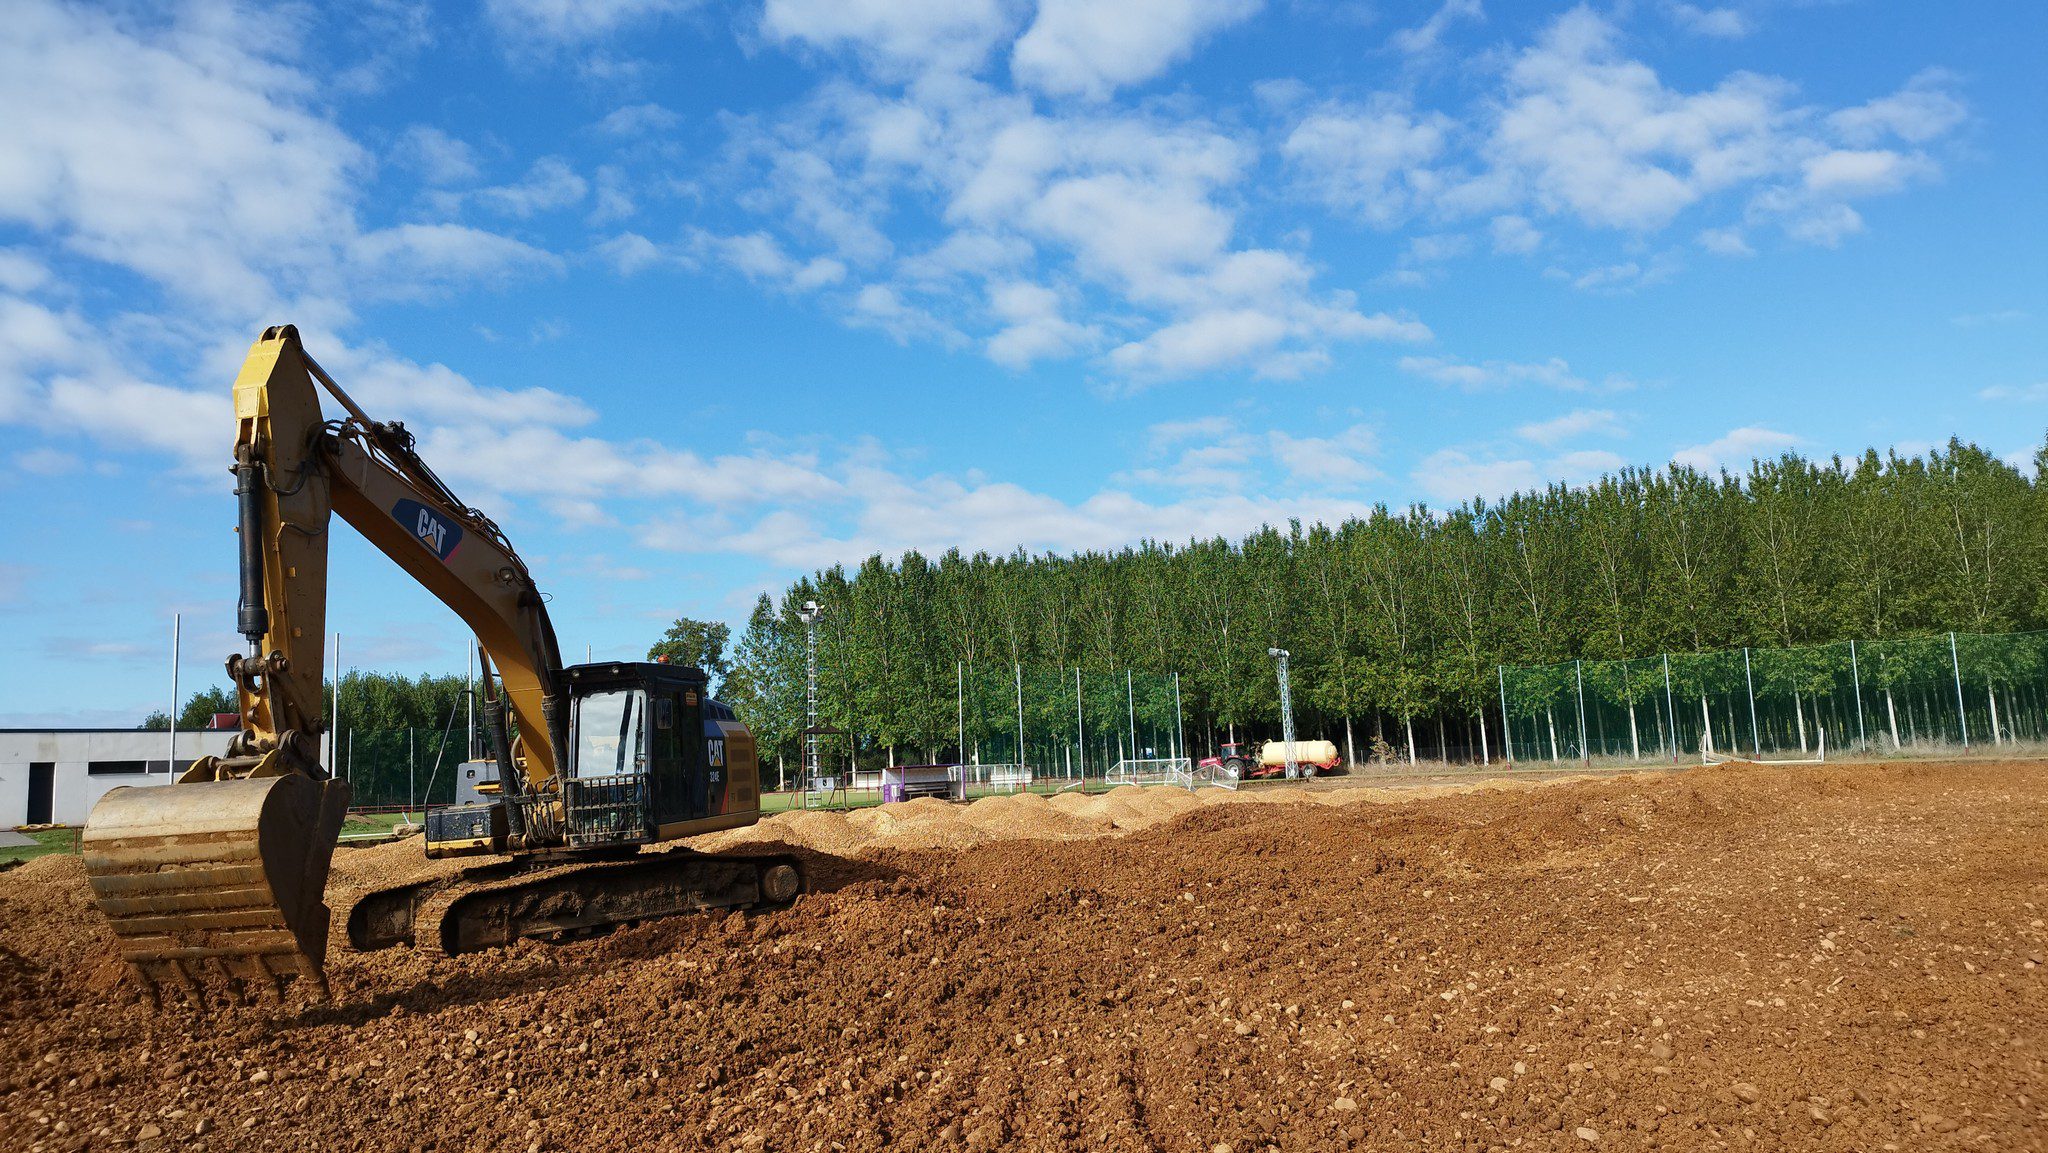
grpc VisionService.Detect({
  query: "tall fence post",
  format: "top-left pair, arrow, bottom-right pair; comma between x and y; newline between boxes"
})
1662,652 -> 1677,763
167,613 -> 180,778
1949,631 -> 1969,749
1574,659 -> 1589,765
1743,647 -> 1761,756
1126,669 -> 1138,761
1497,665 -> 1513,765
1848,640 -> 1867,751
1074,666 -> 1085,781
1173,672 -> 1186,766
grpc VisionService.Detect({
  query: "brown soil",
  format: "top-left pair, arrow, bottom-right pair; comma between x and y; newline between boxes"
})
3,760 -> 2044,1152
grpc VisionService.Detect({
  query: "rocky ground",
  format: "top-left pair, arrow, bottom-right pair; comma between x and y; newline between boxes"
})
2,759 -> 2043,1151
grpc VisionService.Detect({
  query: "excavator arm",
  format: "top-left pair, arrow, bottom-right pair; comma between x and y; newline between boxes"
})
81,325 -> 570,1003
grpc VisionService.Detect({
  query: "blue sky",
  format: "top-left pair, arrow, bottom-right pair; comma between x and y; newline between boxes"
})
0,0 -> 2042,725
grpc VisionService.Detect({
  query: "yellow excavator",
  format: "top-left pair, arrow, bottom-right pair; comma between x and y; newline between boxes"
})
80,325 -> 800,1005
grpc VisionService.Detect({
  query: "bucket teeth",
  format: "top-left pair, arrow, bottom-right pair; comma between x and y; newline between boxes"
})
81,775 -> 350,1007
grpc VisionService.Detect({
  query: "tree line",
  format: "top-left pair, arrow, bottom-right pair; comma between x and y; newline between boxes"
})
714,439 -> 2048,768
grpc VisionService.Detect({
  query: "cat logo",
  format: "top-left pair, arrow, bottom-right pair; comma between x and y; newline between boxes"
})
707,738 -> 725,768
390,498 -> 463,562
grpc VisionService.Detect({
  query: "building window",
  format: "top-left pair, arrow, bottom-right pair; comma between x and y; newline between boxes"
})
87,760 -> 149,775
143,760 -> 196,775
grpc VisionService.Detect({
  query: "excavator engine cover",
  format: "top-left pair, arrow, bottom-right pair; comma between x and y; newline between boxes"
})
81,774 -> 350,1004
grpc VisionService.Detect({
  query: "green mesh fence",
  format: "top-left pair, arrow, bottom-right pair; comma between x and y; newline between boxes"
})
335,727 -> 469,809
959,665 -> 1184,782
1501,630 -> 2048,763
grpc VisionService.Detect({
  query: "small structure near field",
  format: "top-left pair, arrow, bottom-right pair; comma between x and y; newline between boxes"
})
881,763 -> 963,803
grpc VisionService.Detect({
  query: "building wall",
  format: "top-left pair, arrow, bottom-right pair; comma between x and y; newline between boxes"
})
0,730 -> 236,826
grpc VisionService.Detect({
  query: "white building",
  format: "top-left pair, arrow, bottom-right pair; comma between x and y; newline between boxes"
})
1,729 -> 236,827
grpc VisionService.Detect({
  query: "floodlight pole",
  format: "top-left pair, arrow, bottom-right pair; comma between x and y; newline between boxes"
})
956,660 -> 965,768
799,601 -> 822,790
1269,648 -> 1297,779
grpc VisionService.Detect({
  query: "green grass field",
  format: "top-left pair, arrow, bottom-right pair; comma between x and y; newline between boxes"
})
0,828 -> 81,867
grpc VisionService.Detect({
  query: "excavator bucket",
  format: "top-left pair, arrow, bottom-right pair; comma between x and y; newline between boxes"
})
81,773 -> 351,1005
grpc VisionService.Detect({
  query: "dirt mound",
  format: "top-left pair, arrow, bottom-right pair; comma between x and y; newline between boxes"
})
4,760 -> 2044,1152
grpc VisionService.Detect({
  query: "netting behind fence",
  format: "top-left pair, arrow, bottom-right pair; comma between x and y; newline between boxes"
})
959,665 -> 1184,784
1501,629 -> 2048,763
335,727 -> 472,809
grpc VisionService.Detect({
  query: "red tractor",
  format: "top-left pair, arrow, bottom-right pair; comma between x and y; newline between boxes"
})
1199,740 -> 1342,780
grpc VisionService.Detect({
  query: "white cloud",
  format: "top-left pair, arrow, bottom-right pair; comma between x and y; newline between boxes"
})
1414,449 -> 1542,504
596,102 -> 681,136
1828,69 -> 1967,145
1281,96 -> 1452,228
1696,226 -> 1753,257
595,231 -> 671,275
1268,423 -> 1380,486
1146,415 -> 1236,448
1672,426 -> 1800,471
0,250 -> 49,294
1488,8 -> 1793,232
471,157 -> 590,217
1012,0 -> 1261,102
1952,309 -> 2027,328
348,224 -> 563,300
0,1 -> 366,313
1977,382 -> 2048,402
1517,408 -> 1624,445
985,281 -> 1101,368
761,0 -> 1014,78
1489,214 -> 1542,255
712,77 -> 1428,380
1399,354 -> 1585,391
1801,149 -> 1924,196
391,126 -> 481,185
1667,3 -> 1750,38
1391,0 -> 1484,56
1412,443 -> 1626,504
693,230 -> 847,292
484,0 -> 697,43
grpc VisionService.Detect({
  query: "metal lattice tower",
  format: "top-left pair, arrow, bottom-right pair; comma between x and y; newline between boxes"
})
1269,647 -> 1298,779
798,600 -> 822,789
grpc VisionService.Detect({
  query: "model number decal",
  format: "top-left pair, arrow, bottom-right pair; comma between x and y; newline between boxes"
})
391,498 -> 464,562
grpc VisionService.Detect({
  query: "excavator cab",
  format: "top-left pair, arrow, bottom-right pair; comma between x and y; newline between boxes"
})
425,662 -> 758,859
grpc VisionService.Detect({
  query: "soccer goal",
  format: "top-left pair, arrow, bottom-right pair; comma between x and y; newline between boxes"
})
1107,757 -> 1194,787
1700,729 -> 1826,766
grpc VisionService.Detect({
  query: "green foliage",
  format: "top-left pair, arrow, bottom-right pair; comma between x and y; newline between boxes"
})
647,617 -> 732,691
716,438 -> 2048,761
140,685 -> 243,731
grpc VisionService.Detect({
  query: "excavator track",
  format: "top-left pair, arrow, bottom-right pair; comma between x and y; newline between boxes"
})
347,851 -> 803,957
